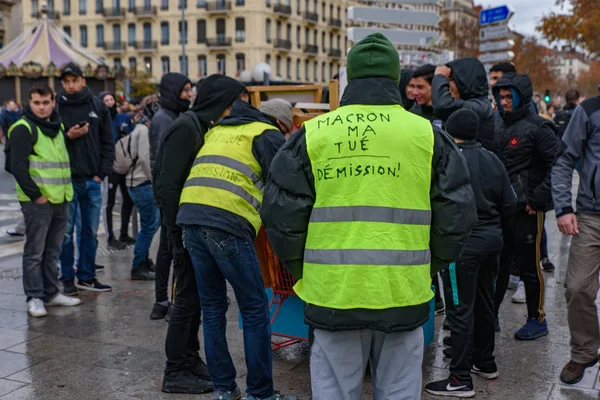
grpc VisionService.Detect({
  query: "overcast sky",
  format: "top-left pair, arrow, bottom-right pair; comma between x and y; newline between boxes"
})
476,0 -> 569,38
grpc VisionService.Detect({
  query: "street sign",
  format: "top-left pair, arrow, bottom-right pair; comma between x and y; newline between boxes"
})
348,27 -> 440,46
397,50 -> 453,66
348,7 -> 440,26
479,51 -> 515,63
479,39 -> 515,52
479,25 -> 512,41
479,5 -> 513,26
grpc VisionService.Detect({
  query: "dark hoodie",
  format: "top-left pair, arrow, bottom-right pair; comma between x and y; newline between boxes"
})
177,100 -> 285,242
431,57 -> 495,151
153,74 -> 246,248
57,86 -> 114,181
149,73 -> 192,173
399,68 -> 415,110
9,106 -> 64,202
492,73 -> 559,212
99,91 -> 133,142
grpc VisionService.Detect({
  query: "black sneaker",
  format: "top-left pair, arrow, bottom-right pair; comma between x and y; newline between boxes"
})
145,259 -> 156,272
494,315 -> 501,332
435,300 -> 445,315
443,336 -> 452,347
63,279 -> 79,296
95,264 -> 105,271
472,364 -> 499,380
188,359 -> 211,381
165,304 -> 172,323
131,266 -> 155,281
119,235 -> 136,245
76,279 -> 112,292
150,302 -> 169,320
108,237 -> 127,250
425,376 -> 475,398
443,347 -> 452,358
443,317 -> 450,330
162,370 -> 214,394
541,257 -> 555,272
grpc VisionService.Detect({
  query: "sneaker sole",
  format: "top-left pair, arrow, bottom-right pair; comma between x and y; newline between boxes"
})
471,369 -> 499,380
425,388 -> 475,398
161,386 -> 215,395
514,329 -> 549,341
75,284 -> 112,292
63,291 -> 79,296
511,298 -> 526,304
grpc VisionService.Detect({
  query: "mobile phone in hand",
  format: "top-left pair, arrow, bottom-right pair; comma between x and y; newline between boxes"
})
78,120 -> 88,127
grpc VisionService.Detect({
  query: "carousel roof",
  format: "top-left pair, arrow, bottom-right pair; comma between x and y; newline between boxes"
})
0,12 -> 105,69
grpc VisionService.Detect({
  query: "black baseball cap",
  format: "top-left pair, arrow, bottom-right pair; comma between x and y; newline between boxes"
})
60,63 -> 83,79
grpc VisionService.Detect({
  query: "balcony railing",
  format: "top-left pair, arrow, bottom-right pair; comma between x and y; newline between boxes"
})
273,4 -> 291,16
103,41 -> 126,52
101,7 -> 125,18
133,6 -> 158,16
328,48 -> 341,58
133,40 -> 158,51
328,17 -> 342,29
274,38 -> 292,50
31,11 -> 60,19
206,37 -> 232,48
206,1 -> 231,13
302,11 -> 318,23
303,44 -> 318,54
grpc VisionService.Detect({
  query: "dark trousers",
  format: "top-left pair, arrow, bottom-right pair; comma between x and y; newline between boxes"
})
442,252 -> 499,384
107,172 -> 133,240
155,218 -> 173,303
164,249 -> 202,374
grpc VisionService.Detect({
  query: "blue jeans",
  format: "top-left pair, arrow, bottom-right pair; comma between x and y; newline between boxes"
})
183,225 -> 273,398
128,184 -> 159,268
60,179 -> 102,282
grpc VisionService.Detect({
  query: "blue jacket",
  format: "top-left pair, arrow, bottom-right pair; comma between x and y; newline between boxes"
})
112,113 -> 133,142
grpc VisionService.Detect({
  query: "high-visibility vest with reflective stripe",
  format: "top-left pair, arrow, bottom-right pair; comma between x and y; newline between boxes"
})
296,104 -> 435,310
179,121 -> 271,234
8,119 -> 73,204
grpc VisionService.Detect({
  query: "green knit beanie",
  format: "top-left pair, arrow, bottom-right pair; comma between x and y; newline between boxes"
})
347,33 -> 400,83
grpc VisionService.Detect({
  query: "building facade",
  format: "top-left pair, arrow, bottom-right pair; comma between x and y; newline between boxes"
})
22,0 -> 348,83
1,0 -> 22,48
441,0 -> 478,58
544,46 -> 590,83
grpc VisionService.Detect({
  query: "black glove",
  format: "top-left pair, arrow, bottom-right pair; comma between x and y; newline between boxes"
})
167,230 -> 186,266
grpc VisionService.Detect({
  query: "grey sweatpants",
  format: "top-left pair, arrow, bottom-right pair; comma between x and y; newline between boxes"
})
310,328 -> 424,400
22,201 -> 69,300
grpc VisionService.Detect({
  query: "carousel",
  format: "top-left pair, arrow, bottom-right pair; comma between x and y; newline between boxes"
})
0,4 -> 115,104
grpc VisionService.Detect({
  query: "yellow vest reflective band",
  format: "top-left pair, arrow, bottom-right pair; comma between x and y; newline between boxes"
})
8,119 -> 73,204
180,121 -> 272,234
296,104 -> 434,310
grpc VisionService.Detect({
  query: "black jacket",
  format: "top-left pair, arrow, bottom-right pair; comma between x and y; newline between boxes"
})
410,103 -> 445,128
10,107 -> 64,202
457,141 -> 516,254
493,73 -> 559,212
153,75 -> 246,248
553,103 -> 577,139
57,86 -> 114,181
432,58 -> 495,151
149,73 -> 191,174
261,77 -> 477,333
177,100 -> 285,242
399,68 -> 415,110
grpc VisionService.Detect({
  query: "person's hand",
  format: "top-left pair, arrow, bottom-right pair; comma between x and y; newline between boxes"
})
171,239 -> 186,266
93,176 -> 102,183
435,66 -> 451,77
525,204 -> 537,215
66,123 -> 89,139
34,196 -> 48,204
557,213 -> 579,236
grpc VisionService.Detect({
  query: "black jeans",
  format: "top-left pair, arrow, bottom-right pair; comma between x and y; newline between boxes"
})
155,217 -> 173,303
107,172 -> 133,239
442,252 -> 499,384
164,248 -> 202,374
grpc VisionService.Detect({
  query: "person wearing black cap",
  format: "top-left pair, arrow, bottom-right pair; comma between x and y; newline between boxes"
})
425,109 -> 516,397
57,63 -> 114,295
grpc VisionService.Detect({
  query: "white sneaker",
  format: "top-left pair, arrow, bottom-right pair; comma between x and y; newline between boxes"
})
27,298 -> 48,317
512,281 -> 526,303
508,274 -> 520,290
45,292 -> 82,307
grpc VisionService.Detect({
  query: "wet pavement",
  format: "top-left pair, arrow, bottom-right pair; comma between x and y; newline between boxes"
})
0,165 -> 597,398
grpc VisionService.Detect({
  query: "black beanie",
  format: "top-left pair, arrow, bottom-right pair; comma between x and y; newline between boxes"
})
446,109 -> 479,141
347,33 -> 400,83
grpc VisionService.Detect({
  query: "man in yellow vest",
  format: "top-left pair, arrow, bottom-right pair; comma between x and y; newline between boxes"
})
8,85 -> 80,317
262,33 -> 477,400
177,96 -> 295,400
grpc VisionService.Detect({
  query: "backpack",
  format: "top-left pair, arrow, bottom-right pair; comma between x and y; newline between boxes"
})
114,128 -> 139,179
4,118 -> 39,175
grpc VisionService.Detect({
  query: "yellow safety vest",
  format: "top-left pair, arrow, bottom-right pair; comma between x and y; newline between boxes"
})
8,119 -> 73,204
180,121 -> 273,234
296,104 -> 435,310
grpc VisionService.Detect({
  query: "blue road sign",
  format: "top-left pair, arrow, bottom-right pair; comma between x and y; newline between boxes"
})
480,5 -> 512,25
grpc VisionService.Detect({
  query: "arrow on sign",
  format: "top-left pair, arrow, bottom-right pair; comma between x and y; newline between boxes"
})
480,5 -> 514,26
479,39 -> 515,52
348,7 -> 441,26
479,25 -> 513,41
348,28 -> 439,46
479,51 -> 515,63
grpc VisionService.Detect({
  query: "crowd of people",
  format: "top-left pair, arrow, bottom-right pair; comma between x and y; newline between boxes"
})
2,31 -> 600,400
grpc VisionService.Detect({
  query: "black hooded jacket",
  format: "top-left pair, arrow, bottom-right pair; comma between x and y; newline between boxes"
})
399,68 -> 415,110
9,107 -> 64,202
57,86 -> 114,181
149,73 -> 192,173
431,58 -> 495,150
493,73 -> 559,212
153,75 -> 246,248
177,100 -> 285,242
261,77 -> 477,333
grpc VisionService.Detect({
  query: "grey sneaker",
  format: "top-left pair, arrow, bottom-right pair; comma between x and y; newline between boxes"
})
247,393 -> 297,400
215,386 -> 241,400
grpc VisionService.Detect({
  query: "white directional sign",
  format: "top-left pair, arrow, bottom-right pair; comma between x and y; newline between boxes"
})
479,25 -> 513,41
348,28 -> 439,46
479,39 -> 514,52
348,7 -> 440,26
479,51 -> 515,63
398,50 -> 453,66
